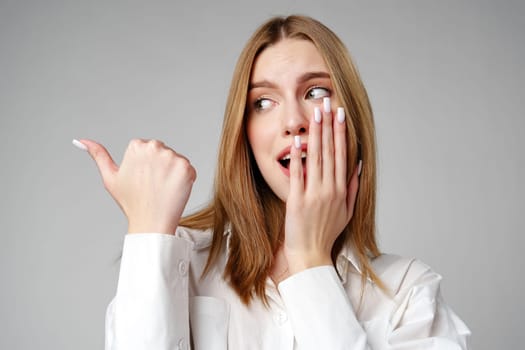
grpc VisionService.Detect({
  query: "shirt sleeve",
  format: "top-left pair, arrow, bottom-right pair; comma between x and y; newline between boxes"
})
278,265 -> 371,350
105,233 -> 193,350
278,264 -> 470,350
387,264 -> 471,349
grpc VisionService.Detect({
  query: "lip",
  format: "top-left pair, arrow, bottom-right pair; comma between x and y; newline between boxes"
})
276,143 -> 308,178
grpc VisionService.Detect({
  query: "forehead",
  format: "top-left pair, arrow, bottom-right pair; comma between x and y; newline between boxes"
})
250,39 -> 329,81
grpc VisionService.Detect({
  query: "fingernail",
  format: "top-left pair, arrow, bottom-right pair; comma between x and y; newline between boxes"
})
337,107 -> 345,123
323,97 -> 331,113
294,135 -> 301,149
314,107 -> 322,123
358,159 -> 363,176
72,139 -> 87,151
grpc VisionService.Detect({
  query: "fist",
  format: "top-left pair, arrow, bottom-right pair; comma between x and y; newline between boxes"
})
79,138 -> 196,234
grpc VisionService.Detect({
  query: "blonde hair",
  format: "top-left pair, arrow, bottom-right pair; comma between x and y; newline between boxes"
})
181,15 -> 383,304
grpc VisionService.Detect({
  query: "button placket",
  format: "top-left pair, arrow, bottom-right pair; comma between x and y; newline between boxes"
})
178,259 -> 188,276
177,337 -> 187,350
278,311 -> 288,325
273,309 -> 289,326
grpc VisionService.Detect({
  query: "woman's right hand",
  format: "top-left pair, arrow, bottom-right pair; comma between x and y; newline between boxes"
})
78,139 -> 196,235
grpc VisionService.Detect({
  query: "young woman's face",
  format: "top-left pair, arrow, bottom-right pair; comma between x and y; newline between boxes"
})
246,38 -> 341,201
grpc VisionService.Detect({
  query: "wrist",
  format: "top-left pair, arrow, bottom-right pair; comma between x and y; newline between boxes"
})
127,221 -> 177,235
285,252 -> 332,275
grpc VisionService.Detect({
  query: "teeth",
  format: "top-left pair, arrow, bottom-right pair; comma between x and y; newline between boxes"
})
280,151 -> 307,161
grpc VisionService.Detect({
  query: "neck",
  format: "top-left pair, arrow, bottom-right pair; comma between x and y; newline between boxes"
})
270,245 -> 290,285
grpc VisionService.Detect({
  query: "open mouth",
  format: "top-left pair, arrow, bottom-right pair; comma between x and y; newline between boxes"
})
278,151 -> 307,169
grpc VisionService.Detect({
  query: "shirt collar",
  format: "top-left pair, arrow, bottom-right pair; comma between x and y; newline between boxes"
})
337,241 -> 372,284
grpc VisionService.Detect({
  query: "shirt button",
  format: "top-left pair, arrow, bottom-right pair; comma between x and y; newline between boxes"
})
178,260 -> 188,276
275,311 -> 288,326
177,337 -> 187,350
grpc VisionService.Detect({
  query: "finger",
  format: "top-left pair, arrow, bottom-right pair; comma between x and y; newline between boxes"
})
334,107 -> 347,191
346,160 -> 361,218
288,135 -> 304,198
79,139 -> 118,187
306,107 -> 322,188
146,139 -> 166,150
322,97 -> 335,182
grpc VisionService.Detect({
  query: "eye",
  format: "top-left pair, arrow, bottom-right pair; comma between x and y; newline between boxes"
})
306,87 -> 331,100
253,98 -> 274,111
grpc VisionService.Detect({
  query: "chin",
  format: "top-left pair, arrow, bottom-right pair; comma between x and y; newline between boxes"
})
272,187 -> 289,203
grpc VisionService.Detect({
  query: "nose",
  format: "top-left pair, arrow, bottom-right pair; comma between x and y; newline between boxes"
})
282,102 -> 309,136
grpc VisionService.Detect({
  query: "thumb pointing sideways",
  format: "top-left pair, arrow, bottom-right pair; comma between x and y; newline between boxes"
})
72,139 -> 118,188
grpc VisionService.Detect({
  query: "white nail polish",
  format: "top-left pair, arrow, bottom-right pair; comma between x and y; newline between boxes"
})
314,107 -> 322,123
294,135 -> 301,149
72,139 -> 87,151
358,160 -> 363,176
323,97 -> 331,113
337,107 -> 345,123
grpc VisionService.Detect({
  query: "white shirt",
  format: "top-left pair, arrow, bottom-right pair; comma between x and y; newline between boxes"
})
105,226 -> 470,350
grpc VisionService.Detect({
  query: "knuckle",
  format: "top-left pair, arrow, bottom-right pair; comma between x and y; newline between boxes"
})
335,186 -> 346,198
188,166 -> 197,181
320,186 -> 341,202
182,161 -> 197,181
92,147 -> 103,160
129,138 -> 144,149
317,190 -> 330,201
178,158 -> 192,171
146,140 -> 156,150
148,139 -> 164,148
160,148 -> 175,158
312,153 -> 322,166
173,156 -> 194,173
130,138 -> 142,146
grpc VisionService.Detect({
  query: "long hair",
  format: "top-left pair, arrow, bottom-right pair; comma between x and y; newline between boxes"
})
180,15 -> 382,304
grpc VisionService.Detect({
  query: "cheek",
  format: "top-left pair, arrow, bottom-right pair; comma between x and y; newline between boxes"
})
331,95 -> 342,109
246,118 -> 273,156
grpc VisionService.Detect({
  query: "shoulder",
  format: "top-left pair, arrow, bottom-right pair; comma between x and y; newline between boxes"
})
370,253 -> 442,295
368,253 -> 471,345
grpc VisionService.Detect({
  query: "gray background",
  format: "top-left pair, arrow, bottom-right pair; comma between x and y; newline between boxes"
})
1,0 -> 523,349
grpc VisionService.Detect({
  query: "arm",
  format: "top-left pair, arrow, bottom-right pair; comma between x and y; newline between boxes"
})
279,266 -> 369,350
387,264 -> 470,349
74,139 -> 196,349
279,262 -> 470,350
105,233 -> 193,350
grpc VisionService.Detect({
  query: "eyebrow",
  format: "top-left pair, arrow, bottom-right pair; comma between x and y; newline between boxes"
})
249,71 -> 331,91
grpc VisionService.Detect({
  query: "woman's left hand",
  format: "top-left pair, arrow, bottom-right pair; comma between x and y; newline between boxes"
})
283,99 -> 361,274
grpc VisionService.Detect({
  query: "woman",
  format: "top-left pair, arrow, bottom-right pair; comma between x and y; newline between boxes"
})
74,15 -> 470,350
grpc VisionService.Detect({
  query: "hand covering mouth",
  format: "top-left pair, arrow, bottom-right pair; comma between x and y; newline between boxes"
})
278,151 -> 307,169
